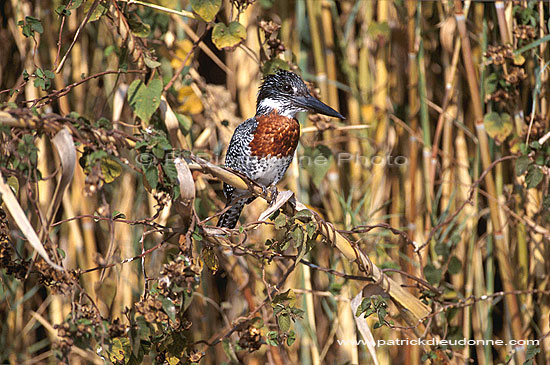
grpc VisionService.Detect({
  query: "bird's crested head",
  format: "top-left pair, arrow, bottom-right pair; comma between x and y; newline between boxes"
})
256,69 -> 344,119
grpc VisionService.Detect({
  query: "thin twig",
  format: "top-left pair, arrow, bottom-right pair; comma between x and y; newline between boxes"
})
20,70 -> 147,107
55,0 -> 100,74
417,155 -> 517,252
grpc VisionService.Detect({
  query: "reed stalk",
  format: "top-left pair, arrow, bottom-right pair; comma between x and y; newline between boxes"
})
455,2 -> 524,362
405,0 -> 420,266
367,0 -> 390,228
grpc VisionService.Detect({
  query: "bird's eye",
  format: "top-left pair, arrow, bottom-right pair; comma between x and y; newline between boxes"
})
282,84 -> 292,93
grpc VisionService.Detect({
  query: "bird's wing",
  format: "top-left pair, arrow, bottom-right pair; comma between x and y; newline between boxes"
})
222,117 -> 258,200
224,117 -> 258,169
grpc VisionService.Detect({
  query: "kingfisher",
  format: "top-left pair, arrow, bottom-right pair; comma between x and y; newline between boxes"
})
217,69 -> 344,229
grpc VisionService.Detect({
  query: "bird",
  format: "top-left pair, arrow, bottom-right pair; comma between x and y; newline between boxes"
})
217,69 -> 344,229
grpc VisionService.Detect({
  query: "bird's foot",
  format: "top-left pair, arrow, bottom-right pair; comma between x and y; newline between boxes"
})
267,185 -> 279,207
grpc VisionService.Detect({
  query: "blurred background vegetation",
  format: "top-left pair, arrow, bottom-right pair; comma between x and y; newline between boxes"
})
1,0 -> 550,364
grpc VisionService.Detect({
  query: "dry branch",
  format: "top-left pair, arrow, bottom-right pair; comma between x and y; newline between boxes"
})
188,154 -> 431,322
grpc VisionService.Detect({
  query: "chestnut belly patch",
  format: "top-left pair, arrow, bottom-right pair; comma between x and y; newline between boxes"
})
249,111 -> 300,158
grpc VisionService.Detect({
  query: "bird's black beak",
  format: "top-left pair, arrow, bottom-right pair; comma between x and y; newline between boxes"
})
296,94 -> 345,119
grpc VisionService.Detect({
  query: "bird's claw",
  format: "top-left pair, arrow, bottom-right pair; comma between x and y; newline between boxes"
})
267,185 -> 278,206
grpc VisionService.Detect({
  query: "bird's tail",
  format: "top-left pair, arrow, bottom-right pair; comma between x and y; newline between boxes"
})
217,197 -> 255,229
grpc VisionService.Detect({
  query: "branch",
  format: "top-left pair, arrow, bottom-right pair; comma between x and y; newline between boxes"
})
188,156 -> 431,322
20,70 -> 147,107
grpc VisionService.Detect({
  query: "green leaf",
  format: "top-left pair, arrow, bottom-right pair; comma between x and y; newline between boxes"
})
212,22 -> 246,50
157,138 -> 172,151
18,22 -> 31,37
424,262 -> 442,285
293,209 -> 313,221
144,57 -> 161,69
367,21 -> 390,40
104,45 -> 116,57
260,0 -> 275,9
161,297 -> 177,322
71,0 -> 85,9
273,304 -> 284,315
516,155 -> 530,176
290,227 -> 304,248
84,0 -> 108,22
274,214 -> 287,229
100,156 -> 122,183
543,194 -> 550,211
525,165 -> 543,189
266,331 -> 278,346
176,113 -> 192,132
163,161 -> 178,182
448,256 -> 462,275
305,222 -> 316,239
301,145 -> 333,187
56,247 -> 66,259
152,146 -> 165,159
222,339 -> 239,364
291,307 -> 304,317
190,0 -> 221,22
278,313 -> 291,332
286,330 -> 296,346
513,53 -> 525,66
201,247 -> 219,273
44,70 -> 55,79
484,73 -> 498,95
296,239 -> 308,264
355,298 -> 371,317
56,5 -> 72,16
33,78 -> 45,90
112,210 -> 126,220
172,185 -> 180,200
166,355 -> 181,365
262,58 -> 290,76
127,12 -> 151,37
483,112 -> 513,144
272,289 -> 296,307
26,16 -> 43,34
364,307 -> 376,318
145,165 -> 159,189
525,344 -> 541,360
127,78 -> 163,123
251,317 -> 263,328
280,239 -> 291,251
108,337 -> 131,363
95,117 -> 113,130
434,240 -> 450,258
378,306 -> 387,324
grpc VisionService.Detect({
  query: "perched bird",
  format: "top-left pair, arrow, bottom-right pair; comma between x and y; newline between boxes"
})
218,69 -> 344,229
